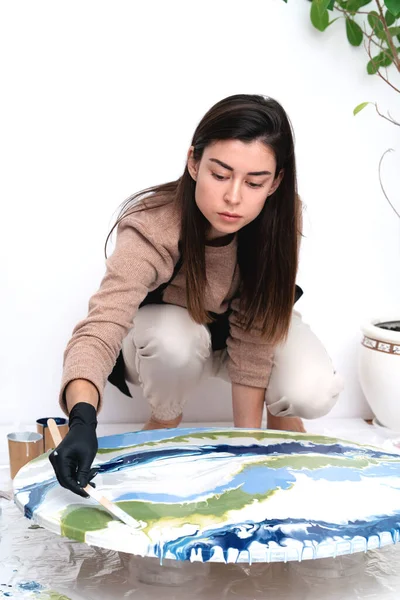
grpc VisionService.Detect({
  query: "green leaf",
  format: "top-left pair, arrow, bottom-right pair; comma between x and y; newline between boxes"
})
328,0 -> 335,8
314,0 -> 333,11
346,17 -> 364,44
311,1 -> 330,30
384,0 -> 400,18
368,10 -> 386,39
378,25 -> 400,46
385,9 -> 396,24
367,51 -> 393,73
353,101 -> 371,115
347,0 -> 373,11
368,10 -> 378,28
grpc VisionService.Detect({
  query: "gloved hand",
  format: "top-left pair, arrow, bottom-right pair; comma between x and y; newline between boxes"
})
49,402 -> 98,498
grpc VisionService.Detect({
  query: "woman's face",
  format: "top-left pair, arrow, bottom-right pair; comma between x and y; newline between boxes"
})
187,139 -> 283,240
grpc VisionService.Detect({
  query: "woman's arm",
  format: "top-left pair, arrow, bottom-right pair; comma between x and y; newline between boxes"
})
65,379 -> 99,414
59,205 -> 180,416
232,383 -> 265,428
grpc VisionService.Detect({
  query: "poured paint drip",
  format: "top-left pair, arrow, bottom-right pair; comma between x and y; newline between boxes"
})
17,582 -> 44,591
0,581 -> 71,600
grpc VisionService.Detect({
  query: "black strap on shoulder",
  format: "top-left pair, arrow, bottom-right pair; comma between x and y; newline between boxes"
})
107,348 -> 132,397
294,284 -> 303,304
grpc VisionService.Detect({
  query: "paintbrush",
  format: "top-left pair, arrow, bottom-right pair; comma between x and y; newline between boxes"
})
47,418 -> 142,530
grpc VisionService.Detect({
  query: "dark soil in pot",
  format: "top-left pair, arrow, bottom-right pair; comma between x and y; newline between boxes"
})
377,321 -> 400,333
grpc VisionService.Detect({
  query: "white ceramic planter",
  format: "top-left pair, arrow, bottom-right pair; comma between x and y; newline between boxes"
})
359,318 -> 400,430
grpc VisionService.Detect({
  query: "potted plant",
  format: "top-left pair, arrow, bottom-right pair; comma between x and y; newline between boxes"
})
284,0 -> 400,429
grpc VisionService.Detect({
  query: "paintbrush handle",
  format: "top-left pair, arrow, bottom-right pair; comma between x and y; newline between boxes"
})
86,486 -> 143,529
47,419 -> 143,530
48,418 -> 63,446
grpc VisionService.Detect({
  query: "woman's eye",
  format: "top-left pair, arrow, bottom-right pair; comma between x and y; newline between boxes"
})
212,172 -> 263,188
212,172 -> 225,181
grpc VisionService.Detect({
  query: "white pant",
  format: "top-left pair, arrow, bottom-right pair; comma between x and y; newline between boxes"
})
121,304 -> 344,421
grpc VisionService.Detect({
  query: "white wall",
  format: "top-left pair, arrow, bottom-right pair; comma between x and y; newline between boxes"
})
2,0 -> 399,426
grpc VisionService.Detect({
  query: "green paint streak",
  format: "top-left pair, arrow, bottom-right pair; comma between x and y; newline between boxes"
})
29,451 -> 51,464
60,484 -> 278,539
121,485 -> 276,523
41,592 -> 72,600
171,430 -> 308,443
60,505 -> 113,542
267,454 -> 377,470
227,453 -> 377,475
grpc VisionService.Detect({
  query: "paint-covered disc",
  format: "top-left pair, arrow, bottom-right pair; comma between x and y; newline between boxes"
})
12,427 -> 400,563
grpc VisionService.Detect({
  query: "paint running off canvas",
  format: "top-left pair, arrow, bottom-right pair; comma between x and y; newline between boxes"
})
12,428 -> 400,563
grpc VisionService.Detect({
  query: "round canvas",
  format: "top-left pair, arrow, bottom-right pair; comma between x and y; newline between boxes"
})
12,427 -> 400,564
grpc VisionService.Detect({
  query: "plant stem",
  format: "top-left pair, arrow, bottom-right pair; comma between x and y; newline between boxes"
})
335,6 -> 370,16
376,0 -> 400,72
363,27 -> 393,63
378,149 -> 400,220
375,103 -> 400,125
375,66 -> 400,92
364,27 -> 400,93
335,2 -> 400,92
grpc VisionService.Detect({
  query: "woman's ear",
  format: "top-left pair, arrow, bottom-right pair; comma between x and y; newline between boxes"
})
268,169 -> 284,195
187,146 -> 198,182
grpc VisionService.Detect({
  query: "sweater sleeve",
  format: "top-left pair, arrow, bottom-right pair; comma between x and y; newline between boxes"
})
226,298 -> 275,389
59,211 -> 178,415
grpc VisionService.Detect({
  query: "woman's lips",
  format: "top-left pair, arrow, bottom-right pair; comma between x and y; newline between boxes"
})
217,212 -> 242,222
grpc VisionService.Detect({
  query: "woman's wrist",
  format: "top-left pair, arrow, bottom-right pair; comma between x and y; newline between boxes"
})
232,383 -> 265,428
65,379 -> 99,414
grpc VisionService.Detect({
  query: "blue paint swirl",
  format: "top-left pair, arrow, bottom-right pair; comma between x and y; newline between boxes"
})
95,441 -> 397,477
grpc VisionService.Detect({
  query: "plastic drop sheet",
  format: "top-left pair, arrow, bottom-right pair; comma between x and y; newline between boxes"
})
2,496 -> 400,600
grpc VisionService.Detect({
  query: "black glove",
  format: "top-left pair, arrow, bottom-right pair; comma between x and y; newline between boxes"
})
49,402 -> 98,498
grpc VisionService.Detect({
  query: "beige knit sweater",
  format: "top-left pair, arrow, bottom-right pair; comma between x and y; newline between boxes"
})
59,200 -> 275,414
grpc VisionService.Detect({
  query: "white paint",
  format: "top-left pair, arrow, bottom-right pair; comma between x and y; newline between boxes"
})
1,0 -> 399,426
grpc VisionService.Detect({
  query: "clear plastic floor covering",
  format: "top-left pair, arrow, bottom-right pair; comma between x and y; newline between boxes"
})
2,418 -> 400,600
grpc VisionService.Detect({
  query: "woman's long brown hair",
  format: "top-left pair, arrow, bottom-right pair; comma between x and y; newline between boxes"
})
105,94 -> 301,345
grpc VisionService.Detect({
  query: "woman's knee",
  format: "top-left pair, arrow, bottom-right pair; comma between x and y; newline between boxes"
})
132,304 -> 211,373
266,372 -> 344,419
266,311 -> 344,419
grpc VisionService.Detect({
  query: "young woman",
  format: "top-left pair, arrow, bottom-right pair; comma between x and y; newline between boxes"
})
50,94 -> 344,497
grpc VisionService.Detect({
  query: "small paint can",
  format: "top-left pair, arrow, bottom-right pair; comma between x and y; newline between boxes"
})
36,417 -> 69,453
7,432 -> 43,479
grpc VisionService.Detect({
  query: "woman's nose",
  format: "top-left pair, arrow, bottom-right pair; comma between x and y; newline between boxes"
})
223,180 -> 241,205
